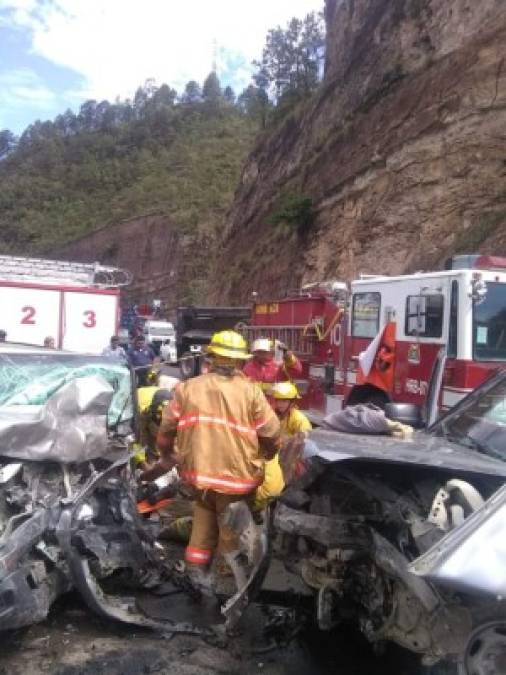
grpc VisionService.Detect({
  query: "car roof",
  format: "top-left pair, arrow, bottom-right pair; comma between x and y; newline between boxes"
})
0,342 -> 99,357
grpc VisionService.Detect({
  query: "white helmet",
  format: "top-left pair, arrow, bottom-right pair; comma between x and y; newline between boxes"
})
252,338 -> 273,353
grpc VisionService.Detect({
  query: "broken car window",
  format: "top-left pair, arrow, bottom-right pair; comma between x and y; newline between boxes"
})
437,376 -> 506,461
0,352 -> 133,428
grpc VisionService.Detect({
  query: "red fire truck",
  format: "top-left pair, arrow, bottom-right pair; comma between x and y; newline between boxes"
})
242,255 -> 506,419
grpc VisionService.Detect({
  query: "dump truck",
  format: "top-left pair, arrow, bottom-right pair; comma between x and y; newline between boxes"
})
176,305 -> 250,378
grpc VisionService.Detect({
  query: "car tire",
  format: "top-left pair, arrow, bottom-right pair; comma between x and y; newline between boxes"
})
456,619 -> 506,675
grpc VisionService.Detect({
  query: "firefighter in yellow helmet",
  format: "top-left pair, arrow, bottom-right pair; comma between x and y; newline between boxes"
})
255,381 -> 312,509
132,367 -> 180,469
133,391 -> 176,470
142,330 -> 281,591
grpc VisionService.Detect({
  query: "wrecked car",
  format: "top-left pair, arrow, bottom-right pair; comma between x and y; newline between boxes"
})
273,364 -> 506,674
0,344 -> 170,632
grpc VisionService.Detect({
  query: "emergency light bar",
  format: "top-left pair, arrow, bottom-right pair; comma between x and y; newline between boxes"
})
445,255 -> 506,271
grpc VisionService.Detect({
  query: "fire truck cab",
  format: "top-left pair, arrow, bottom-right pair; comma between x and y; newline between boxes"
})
245,255 -> 506,419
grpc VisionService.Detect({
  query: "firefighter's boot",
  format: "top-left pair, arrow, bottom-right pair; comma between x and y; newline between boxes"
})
186,564 -> 215,597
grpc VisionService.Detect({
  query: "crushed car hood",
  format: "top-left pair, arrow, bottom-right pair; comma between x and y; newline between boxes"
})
306,429 -> 506,478
0,375 -> 114,463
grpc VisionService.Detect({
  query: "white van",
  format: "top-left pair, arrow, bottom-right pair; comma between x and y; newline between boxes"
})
143,320 -> 177,362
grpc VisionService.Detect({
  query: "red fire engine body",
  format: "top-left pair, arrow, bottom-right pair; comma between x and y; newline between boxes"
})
244,256 -> 506,418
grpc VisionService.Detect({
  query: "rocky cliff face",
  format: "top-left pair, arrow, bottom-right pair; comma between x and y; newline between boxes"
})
56,213 -> 207,310
212,0 -> 506,303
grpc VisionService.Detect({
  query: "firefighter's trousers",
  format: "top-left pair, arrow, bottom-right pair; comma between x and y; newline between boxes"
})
185,489 -> 253,566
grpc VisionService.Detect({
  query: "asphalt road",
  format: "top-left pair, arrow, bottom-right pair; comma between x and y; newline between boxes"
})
0,591 -> 429,675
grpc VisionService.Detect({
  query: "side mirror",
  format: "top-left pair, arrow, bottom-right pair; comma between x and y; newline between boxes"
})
384,402 -> 424,429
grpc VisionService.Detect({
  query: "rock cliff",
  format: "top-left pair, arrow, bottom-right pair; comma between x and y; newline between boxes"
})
211,0 -> 506,303
56,213 -> 207,309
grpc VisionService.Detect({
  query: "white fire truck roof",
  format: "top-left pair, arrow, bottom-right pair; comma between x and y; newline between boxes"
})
0,255 -> 132,288
354,256 -> 506,288
353,267 -> 506,288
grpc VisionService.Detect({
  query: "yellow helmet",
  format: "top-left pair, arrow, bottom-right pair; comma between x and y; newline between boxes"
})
145,368 -> 159,385
271,381 -> 301,400
207,330 -> 251,360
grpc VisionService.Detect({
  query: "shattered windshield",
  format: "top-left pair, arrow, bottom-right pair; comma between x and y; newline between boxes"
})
436,375 -> 506,461
0,352 -> 133,428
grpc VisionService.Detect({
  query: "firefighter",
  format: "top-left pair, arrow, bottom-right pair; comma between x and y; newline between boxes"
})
243,338 -> 302,394
142,330 -> 280,590
133,369 -> 180,469
255,381 -> 312,509
133,387 -> 174,469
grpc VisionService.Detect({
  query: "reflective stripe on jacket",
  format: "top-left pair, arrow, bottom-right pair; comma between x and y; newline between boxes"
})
159,371 -> 280,494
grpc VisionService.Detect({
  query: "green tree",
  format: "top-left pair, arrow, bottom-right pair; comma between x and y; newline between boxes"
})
202,71 -> 222,103
238,85 -> 270,128
152,84 -> 177,108
78,100 -> 98,131
181,80 -> 202,104
0,75 -> 259,266
0,130 -> 18,158
223,85 -> 236,105
253,11 -> 325,102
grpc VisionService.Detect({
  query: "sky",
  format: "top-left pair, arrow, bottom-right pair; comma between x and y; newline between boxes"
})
0,0 -> 323,135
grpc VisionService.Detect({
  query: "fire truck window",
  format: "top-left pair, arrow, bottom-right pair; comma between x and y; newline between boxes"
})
405,294 -> 444,338
448,281 -> 459,358
352,293 -> 381,338
473,281 -> 506,361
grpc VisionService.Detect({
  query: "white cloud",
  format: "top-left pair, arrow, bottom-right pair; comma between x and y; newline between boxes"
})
0,68 -> 56,107
1,0 -> 323,102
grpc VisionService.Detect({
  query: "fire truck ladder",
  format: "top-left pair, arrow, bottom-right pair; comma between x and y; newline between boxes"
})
241,325 -> 316,357
0,255 -> 132,288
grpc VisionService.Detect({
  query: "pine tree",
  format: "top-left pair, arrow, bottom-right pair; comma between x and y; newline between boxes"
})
223,86 -> 236,105
253,11 -> 325,103
0,130 -> 17,159
202,72 -> 222,103
181,80 -> 202,104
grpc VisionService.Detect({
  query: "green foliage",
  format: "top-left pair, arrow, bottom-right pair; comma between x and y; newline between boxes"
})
268,192 -> 316,236
253,12 -> 325,107
0,79 -> 258,254
237,85 -> 271,128
202,72 -> 222,103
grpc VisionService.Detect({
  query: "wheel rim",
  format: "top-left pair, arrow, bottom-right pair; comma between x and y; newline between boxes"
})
463,622 -> 506,675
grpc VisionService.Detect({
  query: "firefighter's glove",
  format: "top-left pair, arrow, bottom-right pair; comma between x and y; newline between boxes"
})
386,419 -> 414,439
275,340 -> 288,353
132,443 -> 148,466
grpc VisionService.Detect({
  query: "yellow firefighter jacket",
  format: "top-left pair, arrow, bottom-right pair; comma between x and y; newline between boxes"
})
159,370 -> 280,494
255,406 -> 312,509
